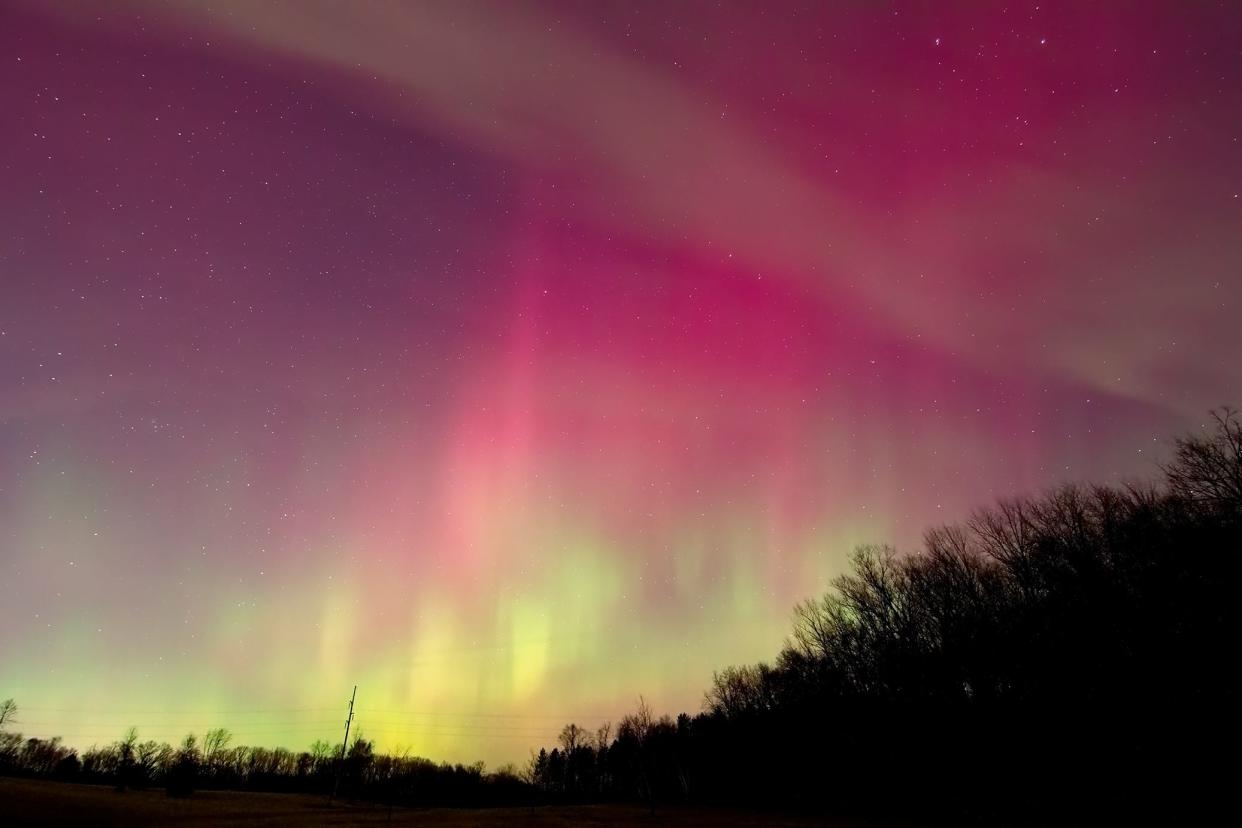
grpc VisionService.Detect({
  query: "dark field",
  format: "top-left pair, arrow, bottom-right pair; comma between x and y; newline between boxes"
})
0,778 -> 854,826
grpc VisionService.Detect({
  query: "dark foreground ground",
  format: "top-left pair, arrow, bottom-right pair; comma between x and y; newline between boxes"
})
0,777 -> 863,826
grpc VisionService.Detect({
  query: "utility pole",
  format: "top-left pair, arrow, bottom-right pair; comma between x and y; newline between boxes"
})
331,685 -> 356,801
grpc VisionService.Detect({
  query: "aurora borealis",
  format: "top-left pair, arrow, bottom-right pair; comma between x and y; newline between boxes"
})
2,1 -> 1240,767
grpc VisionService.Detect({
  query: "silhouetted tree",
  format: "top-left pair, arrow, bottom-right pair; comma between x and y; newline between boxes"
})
6,413 -> 1238,823
523,411 -> 1241,823
165,734 -> 200,798
1164,407 -> 1242,514
201,726 -> 232,775
114,726 -> 138,791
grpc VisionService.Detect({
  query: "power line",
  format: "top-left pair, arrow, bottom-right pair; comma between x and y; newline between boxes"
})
8,704 -> 636,747
359,709 -> 625,720
17,722 -> 574,735
17,707 -> 344,714
18,706 -> 627,719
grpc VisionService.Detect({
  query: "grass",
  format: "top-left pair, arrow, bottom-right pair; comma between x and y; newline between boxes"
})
0,777 -> 854,826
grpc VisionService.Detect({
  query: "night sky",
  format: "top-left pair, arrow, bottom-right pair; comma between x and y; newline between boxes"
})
2,1 -> 1240,766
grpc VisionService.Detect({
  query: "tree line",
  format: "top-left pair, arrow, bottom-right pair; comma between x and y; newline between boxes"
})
2,410 -> 1238,822
524,409 -> 1240,823
0,711 -> 527,806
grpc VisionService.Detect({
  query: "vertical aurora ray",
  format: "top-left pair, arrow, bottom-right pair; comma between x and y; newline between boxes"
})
1,1 -> 1239,766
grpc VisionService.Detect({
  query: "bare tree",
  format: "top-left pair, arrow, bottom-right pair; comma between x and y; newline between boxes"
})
595,721 -> 612,752
1165,407 -> 1242,511
620,696 -> 653,744
557,723 -> 585,754
202,727 -> 232,772
116,726 -> 139,790
0,699 -> 16,729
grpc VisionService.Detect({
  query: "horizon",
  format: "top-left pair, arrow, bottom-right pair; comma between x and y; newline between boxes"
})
1,414 -> 1229,769
2,1 -> 1240,770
